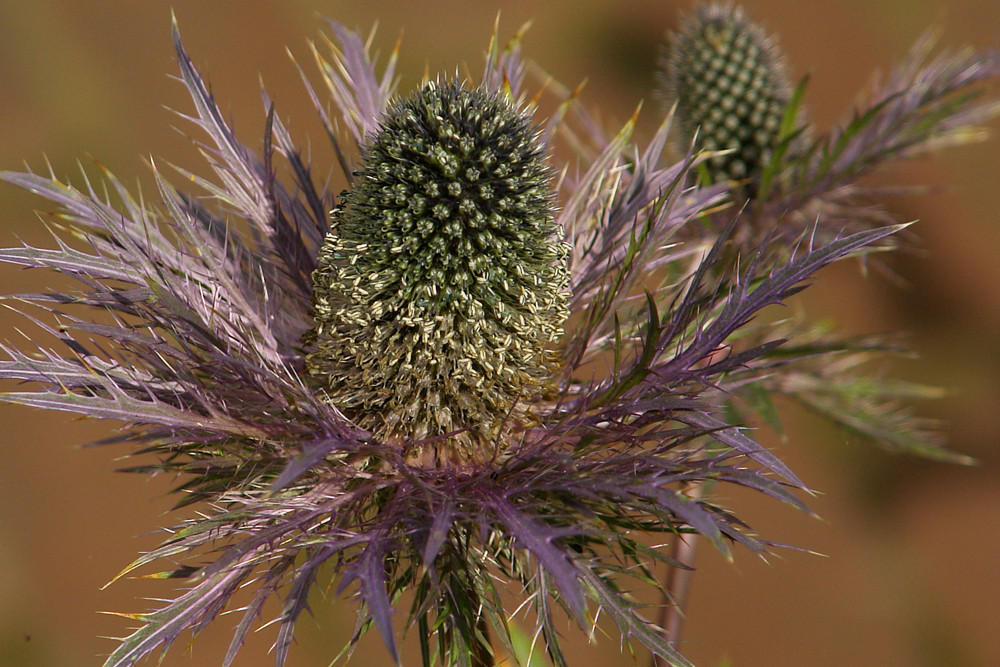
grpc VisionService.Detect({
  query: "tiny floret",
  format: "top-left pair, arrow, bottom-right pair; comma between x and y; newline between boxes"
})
305,79 -> 570,462
662,3 -> 791,189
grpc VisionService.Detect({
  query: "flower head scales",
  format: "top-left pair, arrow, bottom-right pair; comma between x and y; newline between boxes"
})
660,3 -> 794,191
306,79 -> 570,463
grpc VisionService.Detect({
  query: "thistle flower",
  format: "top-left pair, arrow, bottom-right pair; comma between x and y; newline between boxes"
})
1,10 -> 997,667
661,3 -> 1000,244
660,3 -> 794,191
654,3 -> 1000,458
305,80 -> 570,463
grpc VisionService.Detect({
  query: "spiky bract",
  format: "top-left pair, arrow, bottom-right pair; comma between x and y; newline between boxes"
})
662,3 -> 791,189
306,80 -> 570,462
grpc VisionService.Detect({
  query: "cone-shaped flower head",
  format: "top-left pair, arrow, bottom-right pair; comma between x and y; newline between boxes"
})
662,3 -> 791,189
306,79 -> 570,462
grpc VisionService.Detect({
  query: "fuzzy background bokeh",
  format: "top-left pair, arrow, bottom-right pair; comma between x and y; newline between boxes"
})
1,1 -> 998,666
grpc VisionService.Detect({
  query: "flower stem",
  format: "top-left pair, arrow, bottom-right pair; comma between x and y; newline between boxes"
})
473,612 -> 493,667
653,483 -> 703,667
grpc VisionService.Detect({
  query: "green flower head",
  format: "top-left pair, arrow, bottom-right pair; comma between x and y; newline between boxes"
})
306,79 -> 570,463
661,3 -> 792,190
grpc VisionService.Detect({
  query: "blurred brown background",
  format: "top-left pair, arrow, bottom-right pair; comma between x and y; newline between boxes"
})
1,1 -> 998,665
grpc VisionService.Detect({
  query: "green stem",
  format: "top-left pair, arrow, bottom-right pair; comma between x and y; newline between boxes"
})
472,612 -> 493,667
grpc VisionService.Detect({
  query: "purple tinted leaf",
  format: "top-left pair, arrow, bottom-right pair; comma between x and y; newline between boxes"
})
339,534 -> 398,663
488,493 -> 586,620
421,498 -> 456,569
483,20 -> 529,100
776,38 -> 1000,214
712,465 -> 812,513
171,19 -> 272,230
270,435 -> 350,492
260,95 -> 330,250
0,242 -> 138,284
577,567 -> 692,667
316,20 -> 398,147
223,554 -> 295,667
274,544 -> 339,666
587,476 -> 729,552
0,387 -> 265,438
103,565 -> 253,667
676,411 -> 804,489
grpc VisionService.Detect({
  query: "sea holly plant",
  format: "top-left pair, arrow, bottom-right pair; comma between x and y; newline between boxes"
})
1,6 -> 998,667
654,2 -> 1000,459
659,3 -> 1000,245
652,4 -> 997,654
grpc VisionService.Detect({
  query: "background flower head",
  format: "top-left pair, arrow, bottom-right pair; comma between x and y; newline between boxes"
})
659,2 -> 795,191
